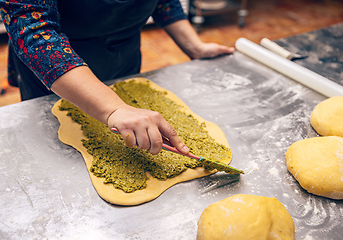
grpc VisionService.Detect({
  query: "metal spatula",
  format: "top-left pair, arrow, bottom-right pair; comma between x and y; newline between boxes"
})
260,38 -> 308,60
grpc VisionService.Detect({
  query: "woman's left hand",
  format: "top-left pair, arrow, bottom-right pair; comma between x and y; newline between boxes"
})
164,19 -> 235,60
192,42 -> 235,59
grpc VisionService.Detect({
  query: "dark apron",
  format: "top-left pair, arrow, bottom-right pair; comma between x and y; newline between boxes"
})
12,0 -> 159,100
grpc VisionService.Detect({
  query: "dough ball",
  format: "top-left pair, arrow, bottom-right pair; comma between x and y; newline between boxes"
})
286,136 -> 343,199
196,194 -> 294,240
311,96 -> 343,137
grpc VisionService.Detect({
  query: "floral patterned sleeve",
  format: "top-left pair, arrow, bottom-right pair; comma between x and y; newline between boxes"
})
152,0 -> 188,28
0,0 -> 86,89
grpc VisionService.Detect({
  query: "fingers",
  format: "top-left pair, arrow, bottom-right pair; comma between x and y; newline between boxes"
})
134,129 -> 150,151
135,126 -> 163,155
199,43 -> 235,59
221,46 -> 236,55
145,127 -> 163,155
159,121 -> 190,155
119,129 -> 136,149
213,45 -> 235,56
108,106 -> 188,155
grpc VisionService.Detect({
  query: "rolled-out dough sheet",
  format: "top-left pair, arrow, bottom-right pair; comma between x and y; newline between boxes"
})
52,78 -> 231,205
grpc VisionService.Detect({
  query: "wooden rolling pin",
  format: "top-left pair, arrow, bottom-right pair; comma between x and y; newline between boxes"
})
235,38 -> 343,97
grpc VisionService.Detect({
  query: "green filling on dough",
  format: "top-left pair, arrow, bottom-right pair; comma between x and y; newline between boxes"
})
59,79 -> 232,193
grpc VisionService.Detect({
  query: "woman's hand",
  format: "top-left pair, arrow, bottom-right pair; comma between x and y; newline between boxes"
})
164,19 -> 235,60
191,42 -> 235,59
52,66 -> 188,156
107,104 -> 190,155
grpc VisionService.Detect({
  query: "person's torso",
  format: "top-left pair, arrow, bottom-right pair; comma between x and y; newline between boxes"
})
57,0 -> 159,40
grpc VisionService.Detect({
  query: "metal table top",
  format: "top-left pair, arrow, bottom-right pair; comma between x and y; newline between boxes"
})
1,23 -> 343,239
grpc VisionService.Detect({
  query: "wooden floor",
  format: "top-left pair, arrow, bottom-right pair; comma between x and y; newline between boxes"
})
1,0 -> 343,107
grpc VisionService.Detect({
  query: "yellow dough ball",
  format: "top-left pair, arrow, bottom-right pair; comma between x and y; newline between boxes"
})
286,136 -> 343,200
311,96 -> 343,137
197,194 -> 294,240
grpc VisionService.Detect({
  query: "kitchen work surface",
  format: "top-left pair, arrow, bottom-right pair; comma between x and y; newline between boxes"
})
1,23 -> 343,239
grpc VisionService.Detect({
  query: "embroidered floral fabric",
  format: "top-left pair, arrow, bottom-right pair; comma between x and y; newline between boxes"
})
153,0 -> 187,28
0,0 -> 186,89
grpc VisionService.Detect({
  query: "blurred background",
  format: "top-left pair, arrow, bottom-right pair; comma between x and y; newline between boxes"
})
0,0 -> 343,107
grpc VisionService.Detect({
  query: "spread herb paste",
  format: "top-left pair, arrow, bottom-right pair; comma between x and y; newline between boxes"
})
59,79 -> 232,193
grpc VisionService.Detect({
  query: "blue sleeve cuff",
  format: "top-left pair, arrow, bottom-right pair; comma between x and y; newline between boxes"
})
152,0 -> 188,28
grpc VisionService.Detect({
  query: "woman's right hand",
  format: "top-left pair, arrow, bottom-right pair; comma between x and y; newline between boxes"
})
107,104 -> 189,155
51,66 -> 187,155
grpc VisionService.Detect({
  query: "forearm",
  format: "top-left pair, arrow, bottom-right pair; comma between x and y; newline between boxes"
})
163,19 -> 203,59
51,65 -> 189,155
51,66 -> 125,125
